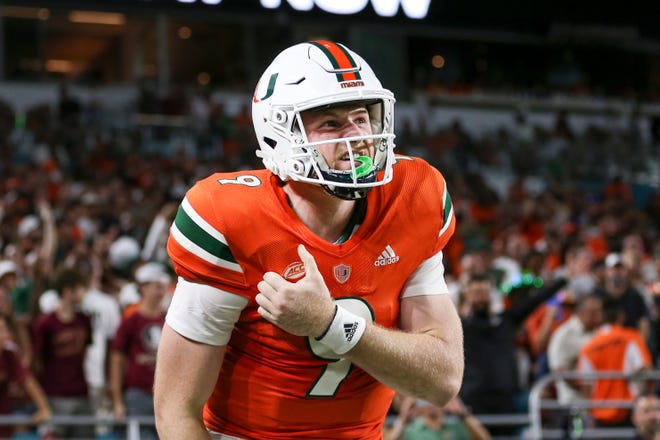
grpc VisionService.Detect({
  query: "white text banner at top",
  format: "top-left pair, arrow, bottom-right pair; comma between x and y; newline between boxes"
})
176,0 -> 432,19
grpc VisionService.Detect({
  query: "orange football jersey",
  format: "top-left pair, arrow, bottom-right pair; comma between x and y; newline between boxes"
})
578,324 -> 652,424
167,156 -> 455,439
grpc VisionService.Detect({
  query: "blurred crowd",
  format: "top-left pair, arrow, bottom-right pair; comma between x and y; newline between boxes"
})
0,83 -> 659,439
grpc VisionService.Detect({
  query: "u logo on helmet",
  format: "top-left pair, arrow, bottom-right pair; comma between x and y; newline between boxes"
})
253,73 -> 279,103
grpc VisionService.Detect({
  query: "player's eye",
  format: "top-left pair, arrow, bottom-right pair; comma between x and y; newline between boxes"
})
320,119 -> 340,128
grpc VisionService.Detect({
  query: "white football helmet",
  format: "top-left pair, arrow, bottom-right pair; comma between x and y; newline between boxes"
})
252,40 -> 396,199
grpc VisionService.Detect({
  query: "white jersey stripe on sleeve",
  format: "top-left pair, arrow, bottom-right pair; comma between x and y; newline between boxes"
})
181,196 -> 229,244
170,223 -> 243,273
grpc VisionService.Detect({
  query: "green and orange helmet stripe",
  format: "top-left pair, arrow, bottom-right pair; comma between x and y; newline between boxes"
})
309,40 -> 362,83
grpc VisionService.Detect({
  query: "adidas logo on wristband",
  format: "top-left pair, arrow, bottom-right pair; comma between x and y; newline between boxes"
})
318,306 -> 367,355
344,322 -> 359,342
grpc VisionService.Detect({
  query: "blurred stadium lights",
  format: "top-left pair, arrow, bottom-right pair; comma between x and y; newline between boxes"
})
68,10 -> 126,25
45,59 -> 83,74
196,71 -> 210,85
177,26 -> 192,39
0,6 -> 50,20
431,54 -> 445,68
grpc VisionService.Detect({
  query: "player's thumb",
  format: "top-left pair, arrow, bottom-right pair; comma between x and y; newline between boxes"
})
298,244 -> 320,278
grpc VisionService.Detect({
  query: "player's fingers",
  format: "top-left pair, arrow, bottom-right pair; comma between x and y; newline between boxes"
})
262,271 -> 288,289
257,279 -> 276,298
257,305 -> 276,323
256,293 -> 281,320
298,244 -> 320,276
255,292 -> 274,309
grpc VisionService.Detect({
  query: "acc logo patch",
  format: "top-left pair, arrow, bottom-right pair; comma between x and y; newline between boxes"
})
283,262 -> 306,280
333,263 -> 351,284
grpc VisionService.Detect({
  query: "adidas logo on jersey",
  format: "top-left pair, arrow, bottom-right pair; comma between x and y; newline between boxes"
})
374,245 -> 400,266
344,322 -> 359,342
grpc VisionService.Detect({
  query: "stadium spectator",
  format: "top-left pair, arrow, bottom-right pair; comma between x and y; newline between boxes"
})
3,198 -> 57,367
82,263 -> 122,439
491,232 -> 531,290
595,252 -> 651,341
31,266 -> 93,439
384,394 -> 491,440
448,249 -> 504,314
603,175 -> 634,206
110,262 -> 169,440
553,245 -> 598,298
631,393 -> 660,440
459,273 -> 566,435
577,298 -> 653,428
547,293 -> 603,405
36,256 -> 122,439
0,315 -> 51,439
546,293 -> 603,434
524,289 -> 574,377
584,212 -> 620,262
620,232 -> 656,306
525,243 -> 597,377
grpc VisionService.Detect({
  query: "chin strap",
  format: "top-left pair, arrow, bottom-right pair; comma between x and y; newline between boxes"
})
322,185 -> 372,200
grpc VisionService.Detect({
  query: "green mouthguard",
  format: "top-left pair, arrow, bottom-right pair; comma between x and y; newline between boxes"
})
352,156 -> 374,179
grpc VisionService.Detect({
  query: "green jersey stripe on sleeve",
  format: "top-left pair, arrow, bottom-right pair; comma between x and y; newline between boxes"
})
172,198 -> 241,272
439,180 -> 454,237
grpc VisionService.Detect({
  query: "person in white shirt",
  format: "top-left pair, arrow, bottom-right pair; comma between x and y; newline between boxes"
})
81,287 -> 121,434
547,293 -> 603,405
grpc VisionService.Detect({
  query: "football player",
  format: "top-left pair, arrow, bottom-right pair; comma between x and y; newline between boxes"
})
154,40 -> 464,439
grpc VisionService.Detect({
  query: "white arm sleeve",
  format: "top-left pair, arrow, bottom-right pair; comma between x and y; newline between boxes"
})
165,277 -> 249,346
400,251 -> 450,298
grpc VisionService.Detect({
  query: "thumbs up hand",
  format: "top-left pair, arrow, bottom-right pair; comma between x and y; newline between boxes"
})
256,244 -> 336,338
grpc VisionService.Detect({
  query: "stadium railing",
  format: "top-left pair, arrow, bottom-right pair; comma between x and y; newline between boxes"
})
0,414 -> 155,440
527,369 -> 660,440
1,370 -> 658,440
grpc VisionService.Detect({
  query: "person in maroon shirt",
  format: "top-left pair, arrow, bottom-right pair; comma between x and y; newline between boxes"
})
0,315 -> 51,438
110,262 -> 170,440
31,267 -> 92,439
